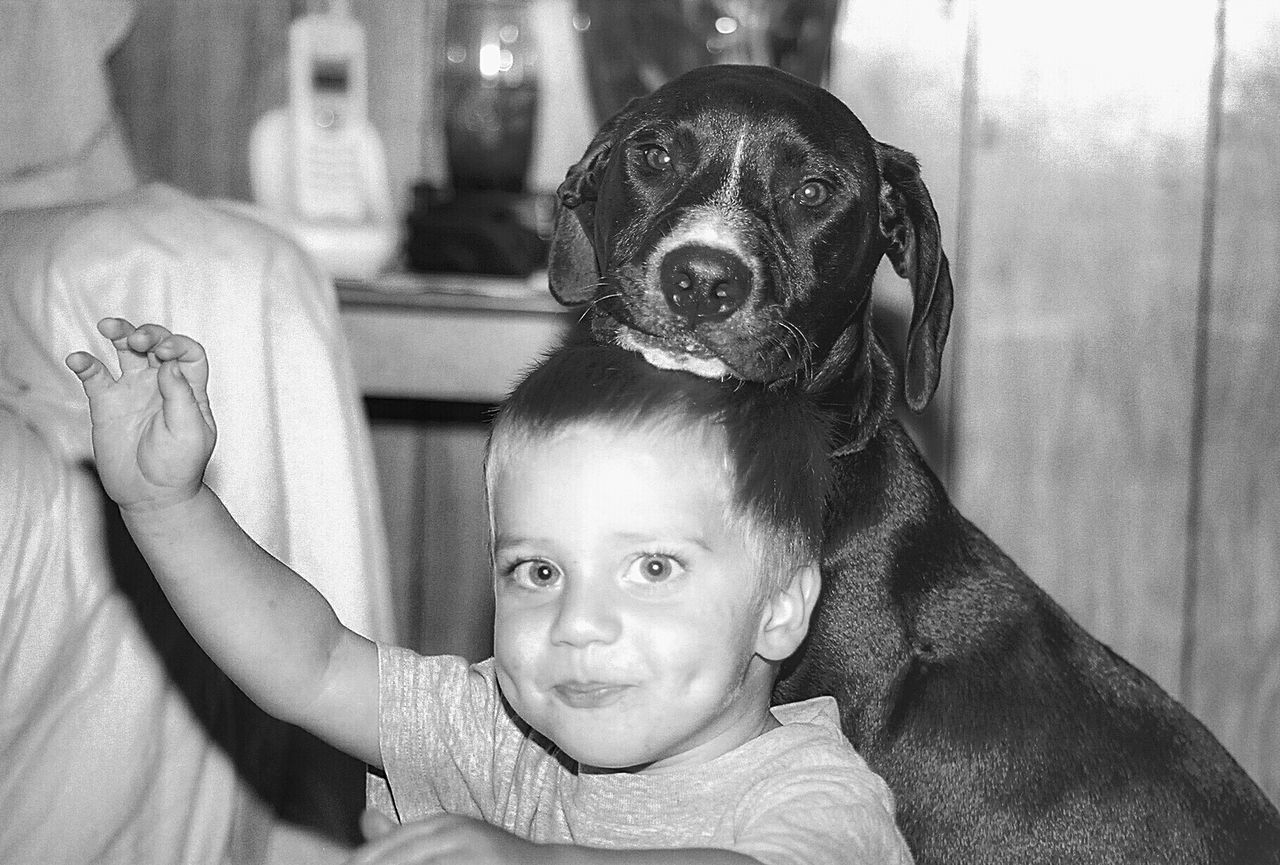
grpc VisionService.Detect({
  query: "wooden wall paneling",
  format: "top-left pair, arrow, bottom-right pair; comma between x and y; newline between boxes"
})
826,0 -> 970,478
368,423 -> 429,648
109,0 -> 290,200
1189,0 -> 1280,805
949,0 -> 1217,692
414,423 -> 494,662
370,419 -> 494,660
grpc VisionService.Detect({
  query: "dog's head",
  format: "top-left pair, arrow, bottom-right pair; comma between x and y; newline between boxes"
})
550,64 -> 952,448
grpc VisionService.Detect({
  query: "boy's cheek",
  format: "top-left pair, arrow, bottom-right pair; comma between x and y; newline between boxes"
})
491,627 -> 537,704
492,607 -> 551,677
491,609 -> 529,658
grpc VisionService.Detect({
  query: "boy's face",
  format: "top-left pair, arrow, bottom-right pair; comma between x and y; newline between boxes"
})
489,421 -> 779,773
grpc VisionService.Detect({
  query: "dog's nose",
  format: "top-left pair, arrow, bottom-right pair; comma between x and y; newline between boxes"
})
659,245 -> 751,323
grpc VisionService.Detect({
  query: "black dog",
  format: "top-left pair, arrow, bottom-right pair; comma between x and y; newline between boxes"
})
548,64 -> 1280,864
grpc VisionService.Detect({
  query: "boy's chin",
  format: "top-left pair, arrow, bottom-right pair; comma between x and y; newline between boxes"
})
554,732 -> 657,774
576,757 -> 653,775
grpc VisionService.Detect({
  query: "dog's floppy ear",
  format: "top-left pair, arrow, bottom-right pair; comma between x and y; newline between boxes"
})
548,99 -> 639,305
875,142 -> 954,412
549,200 -> 599,304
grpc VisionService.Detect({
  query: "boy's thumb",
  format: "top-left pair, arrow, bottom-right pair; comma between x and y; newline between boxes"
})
358,808 -> 397,841
156,359 -> 201,428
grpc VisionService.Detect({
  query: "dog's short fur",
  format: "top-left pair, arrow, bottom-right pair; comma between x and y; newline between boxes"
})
549,64 -> 1280,864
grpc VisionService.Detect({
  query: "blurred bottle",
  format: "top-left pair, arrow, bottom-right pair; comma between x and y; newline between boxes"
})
440,0 -> 540,193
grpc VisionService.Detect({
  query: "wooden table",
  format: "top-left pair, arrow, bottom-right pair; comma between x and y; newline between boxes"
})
336,271 -> 577,404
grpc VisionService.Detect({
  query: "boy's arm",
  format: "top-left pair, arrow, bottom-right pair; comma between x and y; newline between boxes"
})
558,851 -> 758,864
121,484 -> 380,767
539,847 -> 759,865
67,318 -> 380,768
351,813 -> 765,865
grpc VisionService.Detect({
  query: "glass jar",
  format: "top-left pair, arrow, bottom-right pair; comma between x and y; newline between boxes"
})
440,0 -> 540,193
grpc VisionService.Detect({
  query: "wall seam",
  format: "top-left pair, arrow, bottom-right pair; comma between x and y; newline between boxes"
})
943,0 -> 982,492
1179,0 -> 1229,704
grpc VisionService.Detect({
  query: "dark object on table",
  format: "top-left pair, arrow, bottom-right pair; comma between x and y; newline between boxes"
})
405,184 -> 548,277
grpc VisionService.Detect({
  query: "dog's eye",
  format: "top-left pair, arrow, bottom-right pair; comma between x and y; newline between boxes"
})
642,146 -> 673,171
795,180 -> 832,207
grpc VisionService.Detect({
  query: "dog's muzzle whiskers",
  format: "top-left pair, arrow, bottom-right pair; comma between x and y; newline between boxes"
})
580,286 -> 621,324
775,317 -> 816,384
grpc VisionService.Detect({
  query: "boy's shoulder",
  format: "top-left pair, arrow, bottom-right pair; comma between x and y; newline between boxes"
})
751,695 -> 894,800
771,693 -> 843,732
721,697 -> 912,863
768,694 -> 858,758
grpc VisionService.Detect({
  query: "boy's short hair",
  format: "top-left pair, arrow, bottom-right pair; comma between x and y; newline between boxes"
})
485,342 -> 833,598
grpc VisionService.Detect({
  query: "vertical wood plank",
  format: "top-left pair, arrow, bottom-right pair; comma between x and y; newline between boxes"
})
370,419 -> 494,660
414,423 -> 493,661
826,0 -> 970,477
1189,0 -> 1280,805
949,0 -> 1217,693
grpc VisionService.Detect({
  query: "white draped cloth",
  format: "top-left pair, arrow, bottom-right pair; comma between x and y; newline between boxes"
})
0,185 -> 395,863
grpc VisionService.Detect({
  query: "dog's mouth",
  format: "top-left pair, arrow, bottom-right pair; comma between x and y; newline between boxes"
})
612,326 -> 733,380
600,304 -> 812,384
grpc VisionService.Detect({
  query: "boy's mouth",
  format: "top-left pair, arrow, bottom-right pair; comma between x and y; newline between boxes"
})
553,682 -> 632,709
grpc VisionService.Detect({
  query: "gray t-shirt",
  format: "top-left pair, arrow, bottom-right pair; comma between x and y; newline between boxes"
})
367,646 -> 914,864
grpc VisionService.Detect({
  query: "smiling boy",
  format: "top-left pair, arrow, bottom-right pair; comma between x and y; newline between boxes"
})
67,318 -> 913,864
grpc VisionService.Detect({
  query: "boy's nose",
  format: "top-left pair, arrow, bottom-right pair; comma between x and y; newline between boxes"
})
548,579 -> 620,647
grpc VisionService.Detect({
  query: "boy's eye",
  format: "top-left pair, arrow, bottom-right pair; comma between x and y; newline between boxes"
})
512,559 -> 563,590
626,554 -> 684,585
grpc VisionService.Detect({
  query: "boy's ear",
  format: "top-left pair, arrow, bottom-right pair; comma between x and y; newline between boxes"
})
756,563 -> 821,662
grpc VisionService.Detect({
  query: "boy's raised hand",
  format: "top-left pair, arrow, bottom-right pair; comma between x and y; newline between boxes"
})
66,317 -> 216,512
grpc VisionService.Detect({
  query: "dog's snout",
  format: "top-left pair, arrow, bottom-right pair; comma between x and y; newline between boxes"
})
658,245 -> 751,324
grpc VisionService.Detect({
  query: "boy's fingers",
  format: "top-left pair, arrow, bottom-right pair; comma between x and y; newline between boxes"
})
346,819 -> 447,865
96,316 -> 135,341
97,317 -> 149,373
95,320 -> 209,390
64,351 -> 115,399
359,809 -> 397,842
128,323 -> 175,368
152,333 -> 210,391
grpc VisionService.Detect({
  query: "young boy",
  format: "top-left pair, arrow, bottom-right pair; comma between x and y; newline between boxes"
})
66,317 -> 913,865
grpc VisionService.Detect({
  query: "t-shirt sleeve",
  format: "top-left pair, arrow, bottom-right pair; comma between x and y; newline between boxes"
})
376,645 -> 513,823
